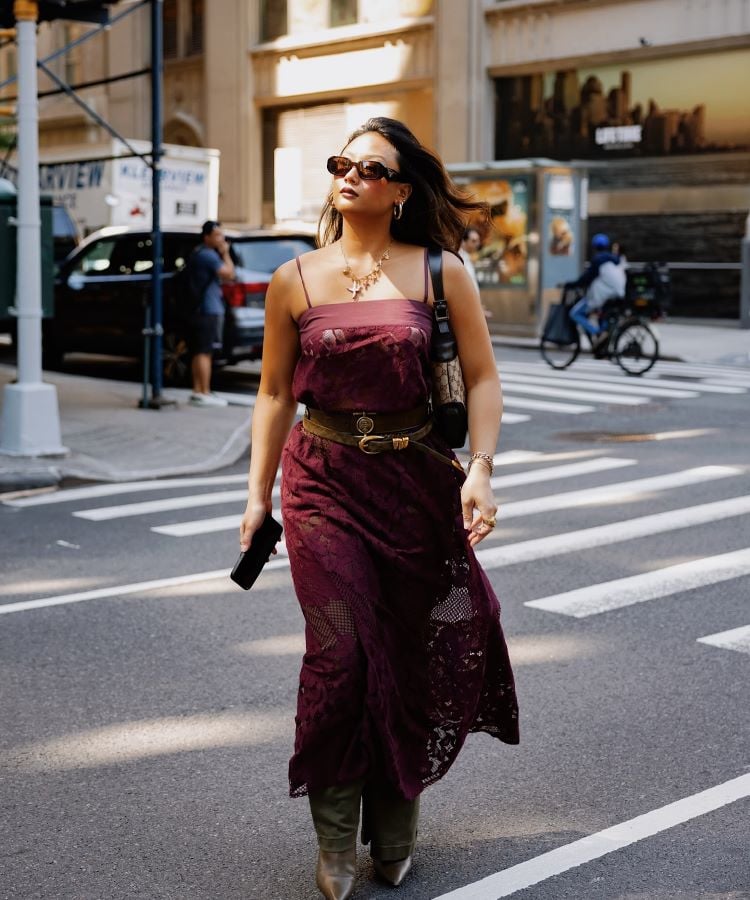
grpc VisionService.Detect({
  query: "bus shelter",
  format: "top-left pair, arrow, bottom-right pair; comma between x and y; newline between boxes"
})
447,160 -> 589,336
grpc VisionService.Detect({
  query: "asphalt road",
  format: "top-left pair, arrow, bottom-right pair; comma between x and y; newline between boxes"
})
1,348 -> 749,900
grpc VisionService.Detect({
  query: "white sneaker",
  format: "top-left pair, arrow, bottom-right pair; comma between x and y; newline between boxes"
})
190,392 -> 228,407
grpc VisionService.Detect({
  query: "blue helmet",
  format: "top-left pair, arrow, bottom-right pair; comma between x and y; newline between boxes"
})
591,232 -> 610,250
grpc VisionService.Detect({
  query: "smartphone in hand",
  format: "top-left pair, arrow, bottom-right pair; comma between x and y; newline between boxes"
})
230,513 -> 283,590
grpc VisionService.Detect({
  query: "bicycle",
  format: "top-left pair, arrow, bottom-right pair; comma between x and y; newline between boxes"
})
540,265 -> 669,376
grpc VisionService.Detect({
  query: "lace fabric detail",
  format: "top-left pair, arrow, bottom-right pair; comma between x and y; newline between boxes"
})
282,298 -> 518,801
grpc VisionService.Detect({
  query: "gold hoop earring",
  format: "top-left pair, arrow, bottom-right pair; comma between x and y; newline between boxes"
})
393,201 -> 404,221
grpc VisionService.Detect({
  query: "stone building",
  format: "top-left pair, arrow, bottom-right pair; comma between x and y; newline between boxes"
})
1,0 -> 748,317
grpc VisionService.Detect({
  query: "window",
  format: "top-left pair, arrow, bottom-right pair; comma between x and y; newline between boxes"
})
72,239 -> 117,275
163,0 -> 178,59
261,0 -> 287,41
187,0 -> 204,56
330,0 -> 357,27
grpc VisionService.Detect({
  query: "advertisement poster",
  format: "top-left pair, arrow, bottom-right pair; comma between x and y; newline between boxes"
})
463,176 -> 531,288
542,173 -> 581,290
495,47 -> 750,159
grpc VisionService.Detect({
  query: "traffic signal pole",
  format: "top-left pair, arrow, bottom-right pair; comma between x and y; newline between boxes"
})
0,0 -> 66,456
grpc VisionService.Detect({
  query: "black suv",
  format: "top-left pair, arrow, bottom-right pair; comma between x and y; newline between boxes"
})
47,226 -> 315,382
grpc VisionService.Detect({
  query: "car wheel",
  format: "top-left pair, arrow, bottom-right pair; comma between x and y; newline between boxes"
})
41,327 -> 65,370
162,331 -> 191,386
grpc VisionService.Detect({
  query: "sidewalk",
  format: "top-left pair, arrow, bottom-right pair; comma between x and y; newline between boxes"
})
0,321 -> 747,493
0,366 -> 252,492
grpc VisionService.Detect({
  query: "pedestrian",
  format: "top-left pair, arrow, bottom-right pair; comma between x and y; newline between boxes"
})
239,117 -> 519,900
186,220 -> 235,407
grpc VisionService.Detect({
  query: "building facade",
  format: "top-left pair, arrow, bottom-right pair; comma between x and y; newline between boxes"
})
1,0 -> 748,318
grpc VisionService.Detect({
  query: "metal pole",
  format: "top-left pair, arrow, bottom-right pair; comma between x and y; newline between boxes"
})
0,0 -> 66,456
149,0 -> 165,405
740,212 -> 750,330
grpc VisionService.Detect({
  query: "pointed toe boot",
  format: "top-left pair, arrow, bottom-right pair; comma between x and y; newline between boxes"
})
315,848 -> 357,900
373,854 -> 413,887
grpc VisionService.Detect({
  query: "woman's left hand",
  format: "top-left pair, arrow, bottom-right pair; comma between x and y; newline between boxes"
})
461,466 -> 498,547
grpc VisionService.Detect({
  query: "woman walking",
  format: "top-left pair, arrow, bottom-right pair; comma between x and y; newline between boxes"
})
239,118 -> 518,899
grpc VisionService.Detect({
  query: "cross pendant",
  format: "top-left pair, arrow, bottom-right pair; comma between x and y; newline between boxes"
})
347,283 -> 362,301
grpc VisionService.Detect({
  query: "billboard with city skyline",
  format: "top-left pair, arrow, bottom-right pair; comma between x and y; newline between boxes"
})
495,48 -> 750,160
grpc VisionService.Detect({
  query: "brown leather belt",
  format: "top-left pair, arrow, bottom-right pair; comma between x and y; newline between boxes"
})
302,404 -> 464,472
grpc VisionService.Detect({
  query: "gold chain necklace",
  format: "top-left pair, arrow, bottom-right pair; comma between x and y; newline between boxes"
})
340,241 -> 392,301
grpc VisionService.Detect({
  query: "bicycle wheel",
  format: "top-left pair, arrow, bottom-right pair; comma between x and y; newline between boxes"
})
611,318 -> 659,375
540,332 -> 580,369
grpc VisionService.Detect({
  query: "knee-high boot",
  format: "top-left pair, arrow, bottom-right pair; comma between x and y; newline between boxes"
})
308,780 -> 365,900
361,778 -> 420,886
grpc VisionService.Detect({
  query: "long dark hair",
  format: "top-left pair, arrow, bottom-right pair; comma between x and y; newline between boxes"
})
318,117 -> 488,252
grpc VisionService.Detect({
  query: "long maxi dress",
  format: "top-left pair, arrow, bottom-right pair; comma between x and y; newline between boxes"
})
281,250 -> 519,802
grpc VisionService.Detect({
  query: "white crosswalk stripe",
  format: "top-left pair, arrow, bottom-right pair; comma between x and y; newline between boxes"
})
524,549 -> 750,618
499,360 -> 748,395
697,625 -> 750,655
502,381 -> 649,405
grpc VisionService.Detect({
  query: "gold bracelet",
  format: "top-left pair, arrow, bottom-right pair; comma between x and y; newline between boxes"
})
468,452 -> 494,476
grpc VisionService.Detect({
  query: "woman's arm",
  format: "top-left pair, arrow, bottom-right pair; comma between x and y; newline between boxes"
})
442,251 -> 502,546
239,260 -> 301,550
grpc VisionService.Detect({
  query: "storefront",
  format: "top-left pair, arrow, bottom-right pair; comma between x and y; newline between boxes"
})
492,48 -> 750,318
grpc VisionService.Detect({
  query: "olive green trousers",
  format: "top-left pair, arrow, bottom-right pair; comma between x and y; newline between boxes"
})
308,778 -> 420,862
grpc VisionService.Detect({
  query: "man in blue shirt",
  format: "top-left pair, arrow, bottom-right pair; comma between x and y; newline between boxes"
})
569,233 -> 626,341
187,220 -> 236,407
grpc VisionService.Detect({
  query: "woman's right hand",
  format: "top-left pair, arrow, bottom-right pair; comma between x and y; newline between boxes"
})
239,500 -> 270,551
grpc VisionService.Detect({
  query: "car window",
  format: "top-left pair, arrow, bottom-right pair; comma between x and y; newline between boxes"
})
231,238 -> 314,273
70,239 -> 118,275
168,235 -> 200,273
110,236 -> 155,275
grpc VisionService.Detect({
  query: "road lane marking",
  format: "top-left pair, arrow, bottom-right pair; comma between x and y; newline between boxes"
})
503,382 -> 649,405
697,624 -> 750,654
502,396 -> 594,414
498,465 -> 740,519
499,361 -> 748,394
0,560 -> 286,616
432,773 -> 750,899
150,466 -> 738,539
490,457 -> 635,490
3,473 -> 251,508
76,458 -> 632,523
500,412 -> 530,424
524,548 -> 750,618
73,489 -> 249,521
476,496 -> 750,568
500,371 -> 699,399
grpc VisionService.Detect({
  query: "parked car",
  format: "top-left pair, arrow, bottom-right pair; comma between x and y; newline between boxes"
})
52,203 -> 83,266
46,225 -> 316,383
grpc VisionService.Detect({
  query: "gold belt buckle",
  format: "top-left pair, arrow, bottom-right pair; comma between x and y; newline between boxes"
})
358,433 -> 383,454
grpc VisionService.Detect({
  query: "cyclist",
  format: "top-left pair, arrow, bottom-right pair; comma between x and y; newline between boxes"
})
569,233 -> 626,345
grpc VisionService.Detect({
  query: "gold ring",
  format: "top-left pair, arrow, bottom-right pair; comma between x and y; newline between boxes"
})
482,515 -> 497,528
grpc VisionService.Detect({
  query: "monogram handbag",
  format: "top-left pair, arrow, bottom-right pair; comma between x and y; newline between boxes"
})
428,247 -> 468,448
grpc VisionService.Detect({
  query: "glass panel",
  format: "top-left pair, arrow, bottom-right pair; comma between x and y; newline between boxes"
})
72,239 -> 117,275
232,238 -> 315,273
261,0 -> 288,40
163,0 -> 178,59
188,0 -> 204,55
330,0 -> 358,27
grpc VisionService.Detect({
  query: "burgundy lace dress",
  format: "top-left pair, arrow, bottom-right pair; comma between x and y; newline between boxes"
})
281,254 -> 519,802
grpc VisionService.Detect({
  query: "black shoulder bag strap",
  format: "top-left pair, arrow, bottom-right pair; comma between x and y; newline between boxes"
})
428,246 -> 457,363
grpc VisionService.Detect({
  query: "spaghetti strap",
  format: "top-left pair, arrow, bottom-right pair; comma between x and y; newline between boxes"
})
296,255 -> 312,309
422,247 -> 430,302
